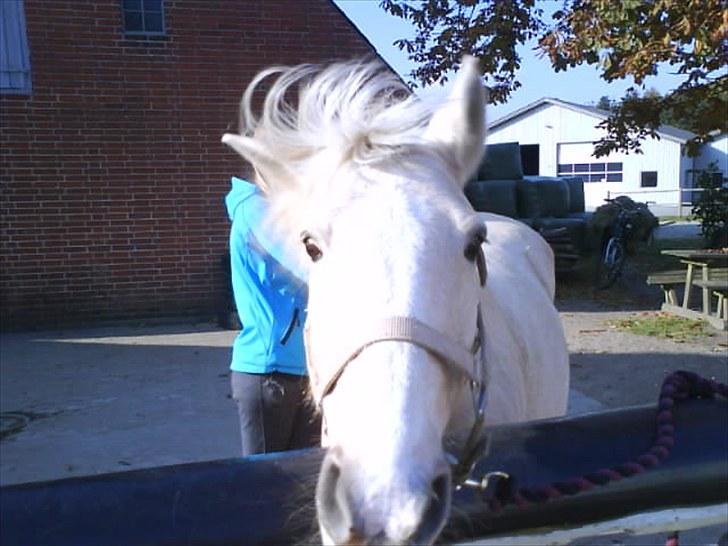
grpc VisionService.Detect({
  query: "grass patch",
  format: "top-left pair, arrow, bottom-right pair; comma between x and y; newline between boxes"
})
657,215 -> 696,223
607,312 -> 713,341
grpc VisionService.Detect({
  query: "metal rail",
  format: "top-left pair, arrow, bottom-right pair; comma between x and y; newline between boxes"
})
1,399 -> 726,546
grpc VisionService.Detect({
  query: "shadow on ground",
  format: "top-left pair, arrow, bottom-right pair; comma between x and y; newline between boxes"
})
0,329 -> 240,486
570,351 -> 728,408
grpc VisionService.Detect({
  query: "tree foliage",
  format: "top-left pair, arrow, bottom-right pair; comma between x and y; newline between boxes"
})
380,0 -> 543,103
595,95 -> 614,111
691,164 -> 728,247
596,87 -> 723,137
380,0 -> 727,156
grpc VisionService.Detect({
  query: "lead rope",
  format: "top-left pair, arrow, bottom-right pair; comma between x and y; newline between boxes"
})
479,370 -> 727,512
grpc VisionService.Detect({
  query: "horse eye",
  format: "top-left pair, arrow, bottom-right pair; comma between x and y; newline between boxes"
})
305,241 -> 323,262
301,232 -> 323,262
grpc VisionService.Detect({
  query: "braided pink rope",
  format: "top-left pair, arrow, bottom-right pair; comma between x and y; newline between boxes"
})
488,370 -> 728,512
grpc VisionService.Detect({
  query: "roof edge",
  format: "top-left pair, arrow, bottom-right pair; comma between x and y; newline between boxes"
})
489,97 -> 696,144
328,0 -> 408,89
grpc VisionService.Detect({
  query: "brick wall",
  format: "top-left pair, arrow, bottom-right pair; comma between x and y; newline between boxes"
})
0,0 -> 376,329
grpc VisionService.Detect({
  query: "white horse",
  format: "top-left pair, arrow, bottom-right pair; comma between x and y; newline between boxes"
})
223,57 -> 569,546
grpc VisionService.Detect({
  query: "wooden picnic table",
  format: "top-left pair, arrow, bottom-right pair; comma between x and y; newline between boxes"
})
659,249 -> 728,329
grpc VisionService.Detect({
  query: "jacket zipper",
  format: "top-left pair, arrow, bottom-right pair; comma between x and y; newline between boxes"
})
279,308 -> 299,345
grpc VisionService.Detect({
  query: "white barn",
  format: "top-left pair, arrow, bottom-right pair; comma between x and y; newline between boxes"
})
487,98 -> 727,215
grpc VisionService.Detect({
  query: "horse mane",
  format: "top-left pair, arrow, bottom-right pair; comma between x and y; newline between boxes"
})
235,59 -> 442,275
238,59 -> 439,175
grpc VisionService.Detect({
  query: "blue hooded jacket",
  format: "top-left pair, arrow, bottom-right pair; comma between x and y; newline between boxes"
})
225,177 -> 308,375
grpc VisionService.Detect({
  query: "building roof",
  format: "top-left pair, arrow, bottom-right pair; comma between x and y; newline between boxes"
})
331,1 -> 409,89
490,97 -> 697,143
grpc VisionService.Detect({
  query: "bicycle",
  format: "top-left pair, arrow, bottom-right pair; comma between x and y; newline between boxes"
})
594,197 -> 647,289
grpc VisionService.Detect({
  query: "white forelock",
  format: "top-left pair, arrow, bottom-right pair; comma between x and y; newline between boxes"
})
238,59 -> 436,173
232,59 -> 457,279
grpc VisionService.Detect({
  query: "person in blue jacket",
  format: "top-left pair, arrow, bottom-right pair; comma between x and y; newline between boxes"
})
225,175 -> 320,456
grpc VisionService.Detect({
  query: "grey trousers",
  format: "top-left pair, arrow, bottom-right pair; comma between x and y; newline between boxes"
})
230,371 -> 321,456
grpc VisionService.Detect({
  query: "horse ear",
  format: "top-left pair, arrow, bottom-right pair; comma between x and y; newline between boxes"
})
221,133 -> 294,195
423,56 -> 486,187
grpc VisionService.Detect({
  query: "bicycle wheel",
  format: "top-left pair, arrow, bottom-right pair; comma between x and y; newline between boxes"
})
594,237 -> 625,289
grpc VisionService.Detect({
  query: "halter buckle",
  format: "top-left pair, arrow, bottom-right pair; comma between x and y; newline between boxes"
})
458,470 -> 511,494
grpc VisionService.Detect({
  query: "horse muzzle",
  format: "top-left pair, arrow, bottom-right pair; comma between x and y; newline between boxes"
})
316,447 -> 452,546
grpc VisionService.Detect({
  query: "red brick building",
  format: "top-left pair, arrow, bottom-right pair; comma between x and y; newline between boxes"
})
0,0 -> 378,329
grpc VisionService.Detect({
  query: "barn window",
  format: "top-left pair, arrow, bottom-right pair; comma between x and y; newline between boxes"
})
557,143 -> 622,183
641,171 -> 658,188
122,0 -> 165,35
604,163 -> 623,182
559,162 -> 623,183
557,164 -> 573,174
0,0 -> 32,95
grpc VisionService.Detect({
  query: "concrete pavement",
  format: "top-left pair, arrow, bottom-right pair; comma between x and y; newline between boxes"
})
0,323 -> 240,486
0,321 -> 605,487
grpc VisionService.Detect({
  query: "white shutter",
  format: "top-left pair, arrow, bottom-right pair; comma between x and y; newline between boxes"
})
0,0 -> 32,94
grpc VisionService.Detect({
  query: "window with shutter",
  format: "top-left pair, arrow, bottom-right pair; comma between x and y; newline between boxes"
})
0,0 -> 32,95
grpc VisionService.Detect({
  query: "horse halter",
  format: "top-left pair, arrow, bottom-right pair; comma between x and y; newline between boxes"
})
306,233 -> 490,487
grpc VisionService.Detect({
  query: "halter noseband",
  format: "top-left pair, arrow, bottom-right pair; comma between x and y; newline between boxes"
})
317,314 -> 484,399
306,238 -> 490,486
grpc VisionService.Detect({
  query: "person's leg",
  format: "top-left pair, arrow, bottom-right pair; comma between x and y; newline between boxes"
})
230,371 -> 266,456
288,375 -> 322,450
232,371 -> 319,455
258,373 -> 298,452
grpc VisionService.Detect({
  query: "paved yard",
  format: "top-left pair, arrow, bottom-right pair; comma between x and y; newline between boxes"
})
0,323 -> 240,485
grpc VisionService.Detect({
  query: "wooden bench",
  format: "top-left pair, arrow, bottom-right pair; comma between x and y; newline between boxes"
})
646,269 -> 688,305
650,262 -> 728,329
693,278 -> 728,290
646,268 -> 728,306
693,278 -> 728,319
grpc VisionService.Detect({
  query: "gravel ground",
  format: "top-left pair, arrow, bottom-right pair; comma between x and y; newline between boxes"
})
558,258 -> 727,409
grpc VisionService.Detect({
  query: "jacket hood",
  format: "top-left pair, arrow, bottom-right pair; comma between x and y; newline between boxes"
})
225,177 -> 258,221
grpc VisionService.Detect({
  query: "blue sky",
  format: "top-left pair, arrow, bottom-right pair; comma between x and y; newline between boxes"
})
334,1 -> 687,122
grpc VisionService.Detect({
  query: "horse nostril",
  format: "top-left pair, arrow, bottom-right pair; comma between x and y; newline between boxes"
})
316,448 -> 354,545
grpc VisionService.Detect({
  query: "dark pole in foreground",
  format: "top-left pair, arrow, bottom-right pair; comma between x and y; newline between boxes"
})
1,399 -> 726,546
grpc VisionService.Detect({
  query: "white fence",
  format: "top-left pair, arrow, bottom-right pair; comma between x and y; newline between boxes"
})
596,187 -> 712,217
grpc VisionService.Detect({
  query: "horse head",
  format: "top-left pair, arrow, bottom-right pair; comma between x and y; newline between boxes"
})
223,57 -> 514,545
